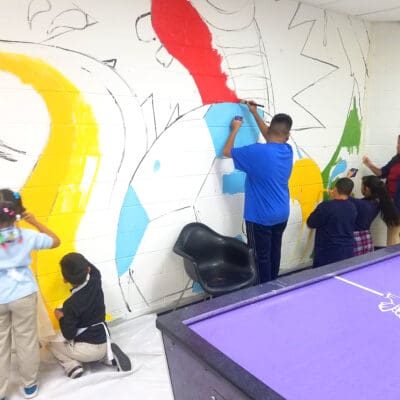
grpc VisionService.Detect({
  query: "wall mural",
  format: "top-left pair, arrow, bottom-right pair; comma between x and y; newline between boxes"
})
0,0 -> 369,330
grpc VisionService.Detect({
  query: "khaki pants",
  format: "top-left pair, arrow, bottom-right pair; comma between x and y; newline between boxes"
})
48,339 -> 107,375
0,292 -> 39,398
387,225 -> 400,246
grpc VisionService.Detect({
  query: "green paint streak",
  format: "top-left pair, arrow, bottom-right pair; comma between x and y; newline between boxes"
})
321,97 -> 361,192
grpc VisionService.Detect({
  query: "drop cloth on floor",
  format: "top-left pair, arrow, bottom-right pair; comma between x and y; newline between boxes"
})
6,314 -> 174,400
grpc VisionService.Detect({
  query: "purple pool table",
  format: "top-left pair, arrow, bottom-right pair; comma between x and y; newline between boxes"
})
156,246 -> 400,400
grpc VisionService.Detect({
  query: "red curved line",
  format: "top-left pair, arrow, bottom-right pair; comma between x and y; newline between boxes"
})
151,0 -> 239,105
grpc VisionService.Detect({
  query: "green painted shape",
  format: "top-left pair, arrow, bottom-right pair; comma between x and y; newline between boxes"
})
321,97 -> 361,195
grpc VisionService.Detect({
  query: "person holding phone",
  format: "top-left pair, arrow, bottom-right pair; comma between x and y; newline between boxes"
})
347,173 -> 400,255
363,135 -> 400,245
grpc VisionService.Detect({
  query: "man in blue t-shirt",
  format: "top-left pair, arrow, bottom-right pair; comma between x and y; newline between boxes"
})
222,104 -> 293,283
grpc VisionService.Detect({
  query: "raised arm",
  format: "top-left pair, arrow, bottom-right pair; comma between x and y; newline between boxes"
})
247,101 -> 268,140
23,213 -> 61,248
363,155 -> 382,176
307,204 -> 324,229
222,118 -> 243,158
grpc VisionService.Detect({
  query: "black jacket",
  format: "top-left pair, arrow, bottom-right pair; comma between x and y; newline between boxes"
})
59,265 -> 107,344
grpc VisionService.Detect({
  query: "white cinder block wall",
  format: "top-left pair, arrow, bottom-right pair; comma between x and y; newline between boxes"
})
0,0 -> 383,322
364,22 -> 400,247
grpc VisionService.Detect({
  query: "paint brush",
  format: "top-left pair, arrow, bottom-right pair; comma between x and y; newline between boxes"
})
239,99 -> 265,108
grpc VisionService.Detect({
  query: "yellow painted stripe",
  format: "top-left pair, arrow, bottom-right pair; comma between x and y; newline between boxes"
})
0,52 -> 100,326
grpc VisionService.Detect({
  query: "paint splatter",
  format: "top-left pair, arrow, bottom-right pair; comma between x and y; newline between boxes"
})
289,158 -> 323,222
151,0 -> 239,105
153,159 -> 161,172
0,52 -> 100,325
322,98 -> 361,189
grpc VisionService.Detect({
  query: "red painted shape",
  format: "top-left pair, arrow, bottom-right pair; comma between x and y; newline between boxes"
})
151,0 -> 239,105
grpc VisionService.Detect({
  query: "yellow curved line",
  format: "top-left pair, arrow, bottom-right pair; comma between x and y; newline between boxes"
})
289,158 -> 323,223
289,158 -> 323,262
0,52 -> 100,327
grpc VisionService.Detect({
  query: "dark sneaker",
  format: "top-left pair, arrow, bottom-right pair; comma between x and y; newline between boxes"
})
111,343 -> 132,372
67,365 -> 84,379
23,384 -> 38,398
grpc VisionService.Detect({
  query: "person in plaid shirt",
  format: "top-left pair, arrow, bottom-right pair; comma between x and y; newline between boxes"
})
363,135 -> 400,245
349,175 -> 400,255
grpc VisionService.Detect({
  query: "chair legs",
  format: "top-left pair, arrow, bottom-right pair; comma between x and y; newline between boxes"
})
173,277 -> 193,310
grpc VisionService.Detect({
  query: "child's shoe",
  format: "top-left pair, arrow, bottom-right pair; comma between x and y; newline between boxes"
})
67,365 -> 84,379
24,384 -> 38,399
111,343 -> 132,372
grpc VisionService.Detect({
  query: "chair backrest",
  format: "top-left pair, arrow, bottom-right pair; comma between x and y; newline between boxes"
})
174,222 -> 224,263
174,223 -> 258,296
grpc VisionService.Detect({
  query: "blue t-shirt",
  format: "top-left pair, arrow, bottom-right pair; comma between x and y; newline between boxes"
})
0,227 -> 53,304
231,142 -> 293,226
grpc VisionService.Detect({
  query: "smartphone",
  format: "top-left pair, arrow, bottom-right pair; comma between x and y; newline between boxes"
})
349,168 -> 358,178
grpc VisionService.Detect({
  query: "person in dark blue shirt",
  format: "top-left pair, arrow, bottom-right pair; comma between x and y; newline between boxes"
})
349,175 -> 400,255
222,104 -> 293,283
307,178 -> 357,268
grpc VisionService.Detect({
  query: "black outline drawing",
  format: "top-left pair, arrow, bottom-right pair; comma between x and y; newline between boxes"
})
135,12 -> 173,68
189,0 -> 275,118
135,12 -> 156,43
27,0 -> 52,29
288,3 -> 339,130
42,3 -> 98,42
102,59 -> 117,68
0,140 -> 26,162
288,3 -> 370,130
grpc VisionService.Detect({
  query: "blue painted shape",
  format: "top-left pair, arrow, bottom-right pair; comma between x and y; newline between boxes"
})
115,186 -> 150,276
153,160 -> 160,172
328,159 -> 347,186
205,103 -> 262,157
222,170 -> 246,194
192,282 -> 203,294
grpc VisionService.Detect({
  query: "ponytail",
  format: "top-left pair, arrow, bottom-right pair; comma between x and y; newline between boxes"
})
362,176 -> 400,227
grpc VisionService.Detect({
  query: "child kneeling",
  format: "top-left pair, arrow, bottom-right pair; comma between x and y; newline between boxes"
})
48,253 -> 131,378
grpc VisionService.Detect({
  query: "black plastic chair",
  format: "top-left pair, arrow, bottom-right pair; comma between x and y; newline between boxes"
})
173,222 -> 258,296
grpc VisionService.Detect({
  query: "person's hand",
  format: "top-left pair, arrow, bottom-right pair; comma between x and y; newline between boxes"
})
54,308 -> 64,320
23,212 -> 38,225
246,100 -> 258,114
362,155 -> 372,167
231,118 -> 243,130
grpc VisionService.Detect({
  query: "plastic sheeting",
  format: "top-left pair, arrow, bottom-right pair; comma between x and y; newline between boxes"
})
7,314 -> 174,400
